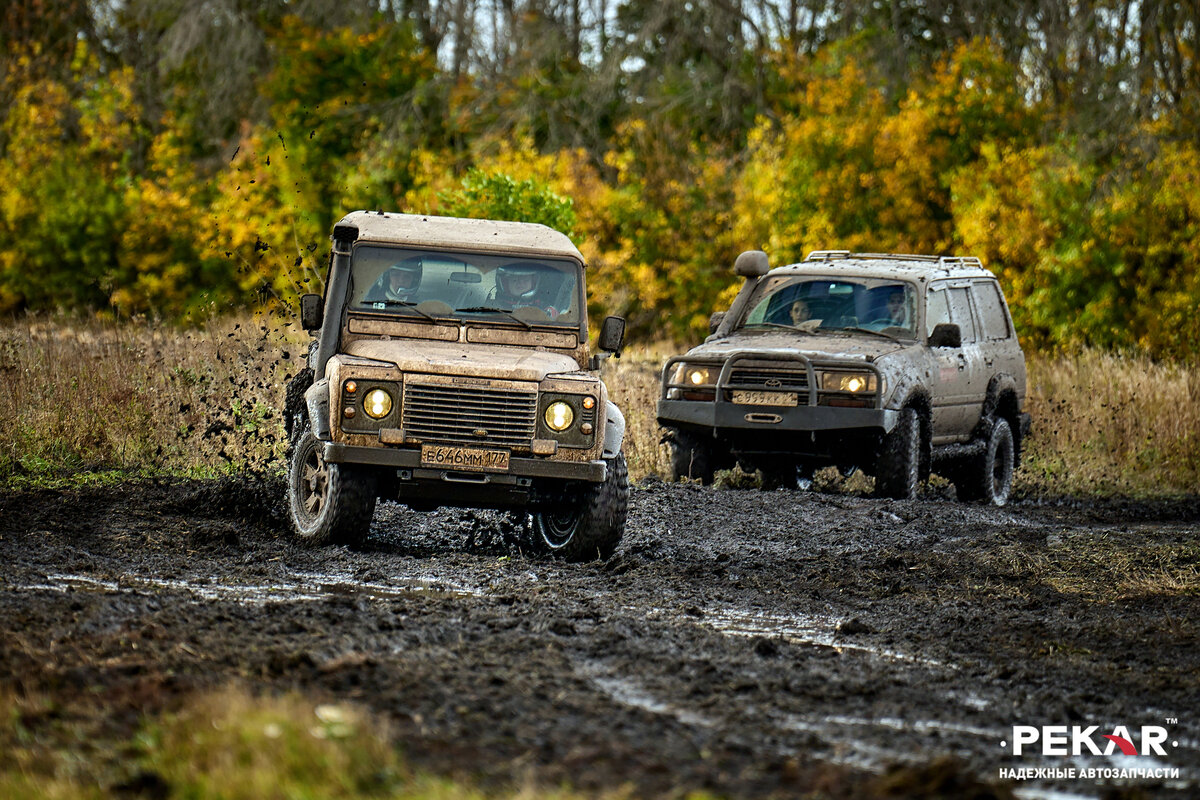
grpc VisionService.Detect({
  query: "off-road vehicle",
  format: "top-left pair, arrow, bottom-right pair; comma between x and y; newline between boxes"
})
285,211 -> 629,559
658,250 -> 1031,505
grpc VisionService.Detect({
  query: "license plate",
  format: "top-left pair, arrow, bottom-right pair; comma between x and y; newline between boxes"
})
420,445 -> 510,472
731,390 -> 798,407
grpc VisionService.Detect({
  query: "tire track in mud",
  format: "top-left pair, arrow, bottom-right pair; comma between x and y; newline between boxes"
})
2,478 -> 1199,798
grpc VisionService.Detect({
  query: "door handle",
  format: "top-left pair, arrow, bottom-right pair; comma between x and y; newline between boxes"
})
956,353 -> 966,371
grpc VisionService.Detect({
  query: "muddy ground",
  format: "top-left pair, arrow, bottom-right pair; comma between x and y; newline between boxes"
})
1,477 -> 1198,799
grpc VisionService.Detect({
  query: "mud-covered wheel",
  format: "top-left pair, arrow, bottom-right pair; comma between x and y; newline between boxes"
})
955,417 -> 1014,506
667,429 -> 715,484
875,407 -> 920,499
529,452 -> 629,561
287,425 -> 378,547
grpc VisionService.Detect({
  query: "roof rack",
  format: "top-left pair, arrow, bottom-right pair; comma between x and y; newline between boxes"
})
937,256 -> 983,269
803,250 -> 850,262
802,251 -> 984,269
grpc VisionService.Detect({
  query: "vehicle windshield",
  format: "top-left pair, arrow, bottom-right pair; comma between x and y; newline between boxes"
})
738,275 -> 918,338
348,245 -> 583,327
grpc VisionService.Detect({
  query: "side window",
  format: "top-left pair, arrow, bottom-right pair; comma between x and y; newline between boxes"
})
948,287 -> 978,343
926,287 -> 951,337
973,281 -> 1011,340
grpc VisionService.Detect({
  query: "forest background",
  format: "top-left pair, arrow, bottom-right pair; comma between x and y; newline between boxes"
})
4,0 -> 1200,357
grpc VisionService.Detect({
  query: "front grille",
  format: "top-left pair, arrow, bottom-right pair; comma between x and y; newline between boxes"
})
727,367 -> 810,391
402,382 -> 538,448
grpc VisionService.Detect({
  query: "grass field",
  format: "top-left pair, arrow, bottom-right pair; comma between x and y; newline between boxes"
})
0,684 -> 611,800
0,315 -> 1196,497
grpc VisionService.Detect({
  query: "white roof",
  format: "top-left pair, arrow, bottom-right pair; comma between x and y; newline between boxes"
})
337,211 -> 585,264
773,251 -> 996,282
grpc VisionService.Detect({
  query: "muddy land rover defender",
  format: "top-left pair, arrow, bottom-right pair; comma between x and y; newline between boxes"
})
658,251 -> 1031,505
285,211 -> 629,560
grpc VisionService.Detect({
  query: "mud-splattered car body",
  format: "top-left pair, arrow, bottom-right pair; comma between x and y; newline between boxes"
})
286,211 -> 629,559
658,251 -> 1031,503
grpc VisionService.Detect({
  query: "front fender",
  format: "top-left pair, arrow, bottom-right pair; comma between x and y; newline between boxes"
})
304,378 -> 332,441
603,401 -> 625,459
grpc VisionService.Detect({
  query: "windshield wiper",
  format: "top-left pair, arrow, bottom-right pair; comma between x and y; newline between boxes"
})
455,306 -> 533,330
364,300 -> 437,322
743,322 -> 818,333
830,326 -> 901,342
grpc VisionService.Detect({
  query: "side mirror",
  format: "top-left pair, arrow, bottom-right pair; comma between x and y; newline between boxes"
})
708,311 -> 726,334
598,315 -> 626,355
734,250 -> 769,278
929,322 -> 961,348
300,293 -> 324,332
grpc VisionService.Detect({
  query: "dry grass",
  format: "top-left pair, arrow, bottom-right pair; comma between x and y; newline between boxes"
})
971,532 -> 1200,604
1022,350 -> 1200,496
1039,537 -> 1200,600
0,315 -> 1196,496
600,345 -> 676,481
0,314 -> 304,485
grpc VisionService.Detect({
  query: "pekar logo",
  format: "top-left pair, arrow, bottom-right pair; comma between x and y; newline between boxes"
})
1006,724 -> 1172,756
998,721 -> 1183,783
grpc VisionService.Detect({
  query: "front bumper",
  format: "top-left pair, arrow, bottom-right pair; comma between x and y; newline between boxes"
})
657,399 -> 899,434
321,442 -> 607,483
658,351 -> 898,436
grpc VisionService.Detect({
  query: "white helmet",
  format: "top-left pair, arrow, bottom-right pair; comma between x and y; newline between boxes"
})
496,263 -> 541,301
383,262 -> 422,298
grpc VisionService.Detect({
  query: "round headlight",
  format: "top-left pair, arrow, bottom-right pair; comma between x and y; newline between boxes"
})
363,388 -> 393,419
686,366 -> 712,385
544,401 -> 575,432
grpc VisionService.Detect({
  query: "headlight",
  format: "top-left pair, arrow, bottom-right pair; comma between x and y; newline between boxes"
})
363,388 -> 393,418
672,363 -> 715,386
820,371 -> 877,393
544,401 -> 575,431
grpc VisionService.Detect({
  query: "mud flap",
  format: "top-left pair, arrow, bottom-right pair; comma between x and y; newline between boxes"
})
603,401 -> 625,459
304,378 -> 331,441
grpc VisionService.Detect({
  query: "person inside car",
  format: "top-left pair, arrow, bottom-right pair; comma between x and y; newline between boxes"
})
787,297 -> 822,329
366,262 -> 423,303
876,286 -> 912,331
494,263 -> 560,318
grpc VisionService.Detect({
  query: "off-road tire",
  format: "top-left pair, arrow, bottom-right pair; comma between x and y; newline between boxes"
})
528,452 -> 629,561
955,417 -> 1014,506
875,407 -> 920,499
667,430 -> 715,485
287,424 -> 377,547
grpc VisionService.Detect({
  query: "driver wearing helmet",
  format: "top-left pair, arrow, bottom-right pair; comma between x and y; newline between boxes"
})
494,262 -> 559,319
366,261 -> 423,303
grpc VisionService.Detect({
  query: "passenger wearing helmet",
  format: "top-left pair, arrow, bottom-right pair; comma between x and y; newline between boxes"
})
494,262 -> 559,319
366,261 -> 423,303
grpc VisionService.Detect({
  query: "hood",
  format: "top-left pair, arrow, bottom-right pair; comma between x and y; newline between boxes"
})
686,330 -> 911,363
344,338 -> 582,382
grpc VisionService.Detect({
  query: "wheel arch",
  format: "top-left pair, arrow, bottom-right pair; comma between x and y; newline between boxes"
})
603,401 -> 626,459
981,374 -> 1023,465
898,388 -> 933,480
